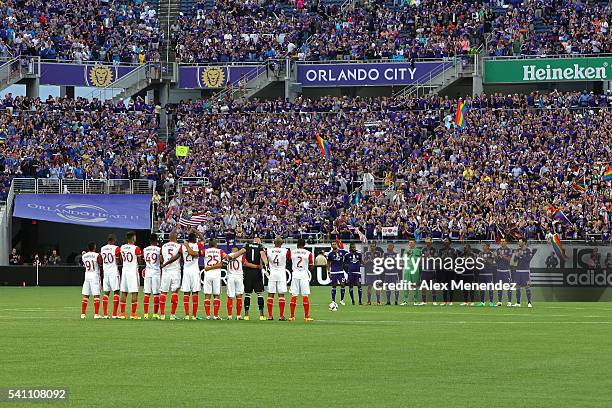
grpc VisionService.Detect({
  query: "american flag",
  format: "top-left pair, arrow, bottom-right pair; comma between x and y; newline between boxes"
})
179,212 -> 207,227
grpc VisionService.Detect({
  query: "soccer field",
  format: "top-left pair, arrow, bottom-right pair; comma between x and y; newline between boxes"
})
1,287 -> 610,407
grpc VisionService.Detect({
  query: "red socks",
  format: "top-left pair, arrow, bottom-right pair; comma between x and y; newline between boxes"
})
290,296 -> 297,318
143,295 -> 150,314
267,296 -> 274,318
81,297 -> 88,314
192,294 -> 199,317
102,294 -> 109,316
112,294 -> 119,317
213,298 -> 220,317
93,297 -> 100,315
131,300 -> 137,315
204,299 -> 211,316
303,296 -> 310,318
183,294 -> 190,316
278,297 -> 286,318
236,297 -> 242,316
120,301 -> 126,315
160,293 -> 167,315
170,293 -> 178,315
227,298 -> 233,316
153,295 -> 160,314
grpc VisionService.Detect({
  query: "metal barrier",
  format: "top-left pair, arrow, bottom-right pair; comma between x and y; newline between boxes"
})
10,178 -> 156,195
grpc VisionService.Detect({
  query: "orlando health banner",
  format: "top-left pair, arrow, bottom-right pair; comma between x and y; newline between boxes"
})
13,194 -> 151,229
40,63 -> 138,87
296,61 -> 452,87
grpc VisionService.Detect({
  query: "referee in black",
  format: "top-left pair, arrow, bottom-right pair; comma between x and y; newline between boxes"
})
242,236 -> 269,320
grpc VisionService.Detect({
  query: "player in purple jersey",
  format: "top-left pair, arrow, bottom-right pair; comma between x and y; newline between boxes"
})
420,238 -> 438,305
327,241 -> 347,305
383,243 -> 400,305
438,238 -> 457,306
363,242 -> 384,305
512,239 -> 536,308
343,243 -> 363,305
477,243 -> 496,307
459,244 -> 476,306
495,239 -> 514,306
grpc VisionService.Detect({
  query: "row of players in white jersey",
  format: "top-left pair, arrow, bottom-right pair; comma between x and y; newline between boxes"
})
81,232 -> 314,321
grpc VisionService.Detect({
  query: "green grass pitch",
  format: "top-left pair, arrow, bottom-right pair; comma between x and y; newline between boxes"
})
1,286 -> 611,407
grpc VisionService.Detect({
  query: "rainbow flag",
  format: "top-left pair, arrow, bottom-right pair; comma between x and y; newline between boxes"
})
454,99 -> 468,129
571,178 -> 586,193
549,208 -> 570,225
602,164 -> 612,181
316,134 -> 331,160
548,233 -> 567,260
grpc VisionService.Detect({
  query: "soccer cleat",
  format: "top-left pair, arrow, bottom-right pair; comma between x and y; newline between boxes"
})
169,315 -> 180,321
399,302 -> 408,306
279,316 -> 287,321
512,303 -> 522,308
339,300 -> 345,306
506,302 -> 512,307
495,302 -> 502,307
385,302 -> 391,306
111,315 -> 119,319
477,302 -> 485,307
448,302 -> 453,306
488,302 -> 495,307
236,316 -> 243,320
352,302 -> 355,306
193,316 -> 203,321
80,314 -> 86,319
304,317 -> 314,322
119,313 -> 126,319
367,301 -> 371,305
289,317 -> 296,321
432,302 -> 439,306
259,315 -> 267,321
358,302 -> 363,305
153,314 -> 160,320
143,313 -> 149,320
469,302 -> 475,306
94,314 -> 102,319
376,302 -> 382,306
243,315 -> 249,321
267,316 -> 274,321
460,302 -> 468,306
413,302 -> 419,306
206,316 -> 212,320
130,314 -> 141,320
103,315 -> 109,319
394,302 -> 398,306
527,303 -> 533,308
159,315 -> 166,320
227,315 -> 233,320
213,316 -> 222,320
184,316 -> 192,320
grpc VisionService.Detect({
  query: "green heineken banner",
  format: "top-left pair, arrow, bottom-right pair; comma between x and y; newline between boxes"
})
484,57 -> 612,84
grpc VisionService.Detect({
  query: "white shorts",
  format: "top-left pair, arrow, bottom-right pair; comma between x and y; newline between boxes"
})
102,273 -> 120,292
226,275 -> 244,298
203,274 -> 221,295
144,275 -> 161,294
181,269 -> 202,293
120,271 -> 140,293
82,279 -> 101,296
267,279 -> 287,294
160,270 -> 181,293
290,278 -> 310,296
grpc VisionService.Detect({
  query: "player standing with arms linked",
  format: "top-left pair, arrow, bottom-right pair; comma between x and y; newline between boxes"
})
225,246 -> 248,320
100,234 -> 121,319
289,238 -> 314,321
344,243 -> 363,305
142,234 -> 161,319
364,242 -> 384,305
495,238 -> 513,307
513,239 -> 536,308
203,239 -> 228,320
478,243 -> 496,307
327,241 -> 347,305
81,242 -> 103,319
159,231 -> 183,320
242,236 -> 269,320
181,232 -> 205,320
266,237 -> 291,321
119,231 -> 143,319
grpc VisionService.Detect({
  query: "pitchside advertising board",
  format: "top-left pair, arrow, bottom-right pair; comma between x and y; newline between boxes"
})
484,57 -> 612,84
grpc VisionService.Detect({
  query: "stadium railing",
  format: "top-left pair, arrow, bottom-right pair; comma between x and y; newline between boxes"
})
483,53 -> 612,61
10,178 -> 156,195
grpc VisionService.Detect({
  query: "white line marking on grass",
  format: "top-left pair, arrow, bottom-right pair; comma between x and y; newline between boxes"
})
316,319 -> 612,325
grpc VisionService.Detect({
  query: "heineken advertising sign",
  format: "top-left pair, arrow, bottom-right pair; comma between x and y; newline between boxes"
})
484,57 -> 612,84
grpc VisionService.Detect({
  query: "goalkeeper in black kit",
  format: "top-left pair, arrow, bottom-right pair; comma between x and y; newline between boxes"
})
242,236 -> 269,320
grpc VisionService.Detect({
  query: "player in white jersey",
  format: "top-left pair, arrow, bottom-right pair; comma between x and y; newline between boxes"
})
100,234 -> 121,319
81,242 -> 103,319
225,246 -> 249,320
142,234 -> 162,320
159,231 -> 183,320
202,239 -> 229,320
289,238 -> 314,321
266,237 -> 291,321
119,231 -> 143,320
181,232 -> 205,320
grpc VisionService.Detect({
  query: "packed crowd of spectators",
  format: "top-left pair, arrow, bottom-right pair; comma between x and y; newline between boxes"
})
488,0 -> 611,56
0,0 -> 162,63
0,94 -> 165,200
158,91 -> 612,242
